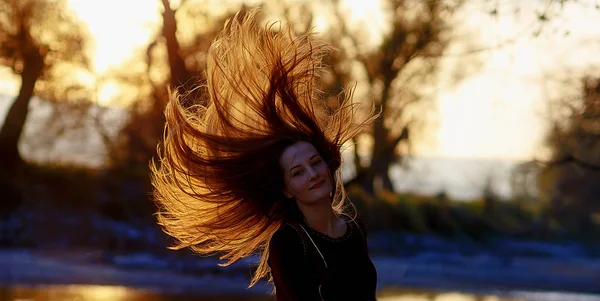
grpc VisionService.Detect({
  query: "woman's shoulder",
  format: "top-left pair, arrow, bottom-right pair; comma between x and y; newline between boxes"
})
269,222 -> 306,254
345,214 -> 368,239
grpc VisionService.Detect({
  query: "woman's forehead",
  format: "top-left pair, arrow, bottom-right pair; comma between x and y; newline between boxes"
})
280,141 -> 319,167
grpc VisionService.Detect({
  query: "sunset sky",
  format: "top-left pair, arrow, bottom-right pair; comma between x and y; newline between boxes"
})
2,0 -> 600,162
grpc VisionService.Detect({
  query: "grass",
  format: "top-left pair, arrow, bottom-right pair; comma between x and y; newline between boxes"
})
3,162 -> 599,251
346,184 -> 600,242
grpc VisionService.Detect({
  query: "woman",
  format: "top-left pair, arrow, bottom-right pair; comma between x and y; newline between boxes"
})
151,9 -> 378,300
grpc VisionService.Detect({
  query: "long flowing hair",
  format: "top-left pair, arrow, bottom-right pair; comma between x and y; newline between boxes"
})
150,9 -> 376,287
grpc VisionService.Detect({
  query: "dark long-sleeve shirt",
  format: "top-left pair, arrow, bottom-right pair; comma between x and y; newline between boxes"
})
268,217 -> 378,301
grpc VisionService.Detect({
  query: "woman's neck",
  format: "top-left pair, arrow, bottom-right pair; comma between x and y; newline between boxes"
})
297,199 -> 345,238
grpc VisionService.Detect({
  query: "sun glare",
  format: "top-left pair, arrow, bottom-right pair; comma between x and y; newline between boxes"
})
0,70 -> 19,96
98,82 -> 121,105
69,0 -> 161,74
341,0 -> 385,47
0,0 -> 596,160
68,285 -> 132,301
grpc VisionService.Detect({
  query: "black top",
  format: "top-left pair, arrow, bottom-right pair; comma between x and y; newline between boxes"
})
268,217 -> 378,301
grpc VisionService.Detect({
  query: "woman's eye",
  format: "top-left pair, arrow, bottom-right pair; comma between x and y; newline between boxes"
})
292,170 -> 303,177
312,160 -> 322,166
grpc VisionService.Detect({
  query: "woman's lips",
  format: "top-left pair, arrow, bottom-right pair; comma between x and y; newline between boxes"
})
310,180 -> 325,190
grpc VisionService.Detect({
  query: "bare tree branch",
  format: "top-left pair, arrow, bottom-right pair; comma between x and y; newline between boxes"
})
329,0 -> 374,82
539,154 -> 600,172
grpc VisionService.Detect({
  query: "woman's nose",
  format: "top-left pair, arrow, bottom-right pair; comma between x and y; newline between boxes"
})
307,167 -> 318,179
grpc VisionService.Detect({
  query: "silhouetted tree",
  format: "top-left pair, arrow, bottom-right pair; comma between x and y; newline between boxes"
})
538,77 -> 600,235
481,172 -> 500,217
0,0 -> 88,245
0,0 -> 88,172
110,1 -> 245,168
280,0 -> 463,194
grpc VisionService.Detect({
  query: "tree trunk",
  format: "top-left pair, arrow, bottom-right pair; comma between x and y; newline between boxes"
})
363,80 -> 397,195
363,153 -> 395,196
0,51 -> 44,172
350,75 -> 407,195
356,107 -> 396,195
0,47 -> 44,246
161,0 -> 192,94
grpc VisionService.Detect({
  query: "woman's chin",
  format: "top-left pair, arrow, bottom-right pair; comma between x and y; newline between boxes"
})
304,188 -> 333,204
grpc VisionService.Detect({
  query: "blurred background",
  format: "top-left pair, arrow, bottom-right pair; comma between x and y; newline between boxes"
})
1,0 -> 600,300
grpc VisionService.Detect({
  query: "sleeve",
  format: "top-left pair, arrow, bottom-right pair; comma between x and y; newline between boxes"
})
268,226 -> 322,301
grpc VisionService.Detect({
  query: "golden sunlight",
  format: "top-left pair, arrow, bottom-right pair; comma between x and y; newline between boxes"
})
0,70 -> 19,95
98,82 -> 121,104
1,0 -> 594,160
68,0 -> 381,75
68,0 -> 161,74
378,291 -> 518,301
66,285 -> 131,301
7,284 -> 146,301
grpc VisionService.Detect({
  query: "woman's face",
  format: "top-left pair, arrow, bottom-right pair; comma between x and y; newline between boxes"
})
279,141 -> 333,206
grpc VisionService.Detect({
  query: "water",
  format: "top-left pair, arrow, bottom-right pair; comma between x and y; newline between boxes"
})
2,285 -> 267,301
4,284 -> 592,301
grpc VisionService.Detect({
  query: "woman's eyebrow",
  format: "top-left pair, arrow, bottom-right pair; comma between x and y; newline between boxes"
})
290,154 -> 319,171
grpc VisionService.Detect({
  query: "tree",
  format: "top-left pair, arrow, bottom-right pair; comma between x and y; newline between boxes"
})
0,0 -> 89,245
275,0 -> 596,196
538,77 -> 600,235
278,0 -> 463,194
110,1 -> 245,168
0,0 -> 89,172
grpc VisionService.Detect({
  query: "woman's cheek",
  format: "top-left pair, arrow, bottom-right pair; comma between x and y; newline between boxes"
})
290,178 -> 304,195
